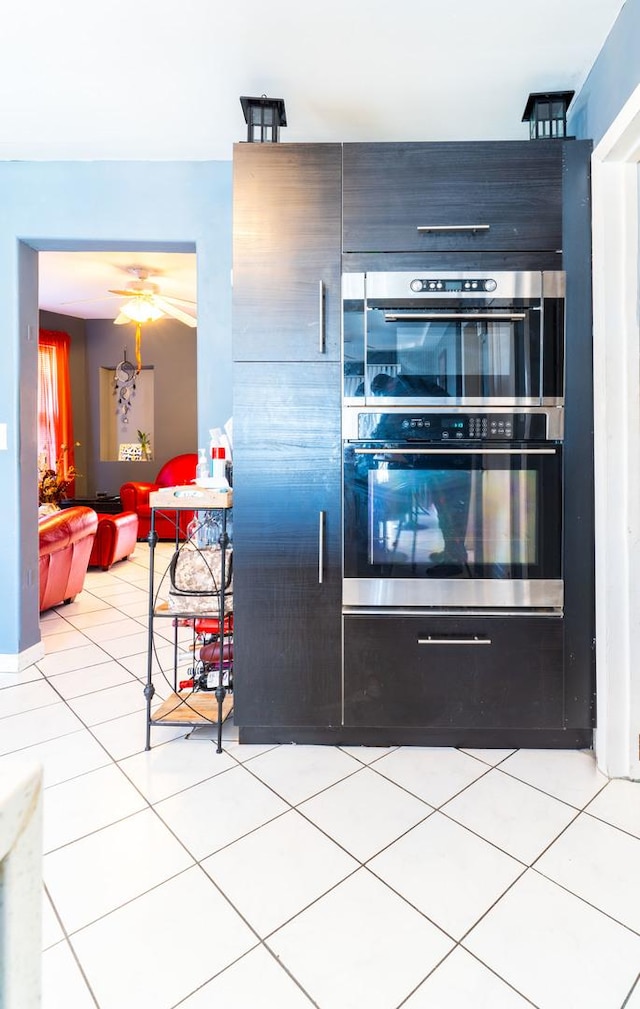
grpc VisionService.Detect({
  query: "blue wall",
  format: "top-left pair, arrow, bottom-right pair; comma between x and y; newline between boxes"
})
569,0 -> 640,143
0,160 -> 231,658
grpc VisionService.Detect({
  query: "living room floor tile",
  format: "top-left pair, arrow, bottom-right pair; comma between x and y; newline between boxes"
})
81,616 -> 146,643
267,868 -> 453,1009
65,678 -> 151,726
70,866 -> 257,1009
369,811 -> 525,939
299,765 -> 433,862
463,870 -> 640,1009
53,594 -> 111,617
402,946 -> 533,1008
442,767 -> 578,863
202,808 -> 358,936
97,630 -> 150,659
43,629 -> 92,654
45,659 -> 136,700
37,643 -> 112,677
372,746 -> 491,808
63,606 -> 138,630
44,807 -> 194,934
39,613 -> 72,636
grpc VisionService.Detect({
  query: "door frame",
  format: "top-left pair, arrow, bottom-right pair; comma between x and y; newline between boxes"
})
592,82 -> 640,778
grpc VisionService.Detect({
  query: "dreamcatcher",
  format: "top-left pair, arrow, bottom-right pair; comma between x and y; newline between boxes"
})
114,350 -> 137,421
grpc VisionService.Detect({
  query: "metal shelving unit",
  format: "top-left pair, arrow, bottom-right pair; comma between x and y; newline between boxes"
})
143,486 -> 233,754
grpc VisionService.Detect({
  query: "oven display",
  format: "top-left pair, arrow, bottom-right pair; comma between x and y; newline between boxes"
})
356,413 -> 546,442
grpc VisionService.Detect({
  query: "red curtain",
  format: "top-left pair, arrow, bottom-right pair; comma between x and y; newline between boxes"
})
38,329 -> 75,491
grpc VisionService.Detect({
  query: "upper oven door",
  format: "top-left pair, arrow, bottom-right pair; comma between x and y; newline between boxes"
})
343,271 -> 564,408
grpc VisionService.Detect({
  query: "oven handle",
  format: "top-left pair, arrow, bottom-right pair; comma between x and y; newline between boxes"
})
418,636 -> 492,645
353,448 -> 558,455
417,225 -> 491,234
384,312 -> 527,322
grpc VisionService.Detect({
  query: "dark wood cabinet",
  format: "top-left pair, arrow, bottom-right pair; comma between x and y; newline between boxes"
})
233,142 -> 342,361
232,142 -> 343,733
343,141 -> 563,254
232,362 -> 341,728
231,138 -> 593,748
343,613 -> 564,730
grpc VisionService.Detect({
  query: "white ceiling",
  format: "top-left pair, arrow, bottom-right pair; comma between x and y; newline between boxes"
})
12,0 -> 625,316
39,251 -> 197,321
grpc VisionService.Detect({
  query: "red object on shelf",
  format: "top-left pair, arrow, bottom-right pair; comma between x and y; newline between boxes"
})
194,614 -> 234,636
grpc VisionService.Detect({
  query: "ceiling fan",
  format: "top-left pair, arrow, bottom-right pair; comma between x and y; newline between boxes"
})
110,267 -> 197,329
109,266 -> 197,372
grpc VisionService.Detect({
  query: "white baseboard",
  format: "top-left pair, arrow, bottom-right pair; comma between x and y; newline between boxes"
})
0,641 -> 45,673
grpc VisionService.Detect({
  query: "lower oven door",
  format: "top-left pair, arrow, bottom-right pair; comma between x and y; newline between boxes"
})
343,441 -> 563,609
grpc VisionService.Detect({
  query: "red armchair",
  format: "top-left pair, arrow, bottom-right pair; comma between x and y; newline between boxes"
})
120,453 -> 198,540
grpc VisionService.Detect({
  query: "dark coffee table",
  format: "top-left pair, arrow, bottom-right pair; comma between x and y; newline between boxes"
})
60,496 -> 123,515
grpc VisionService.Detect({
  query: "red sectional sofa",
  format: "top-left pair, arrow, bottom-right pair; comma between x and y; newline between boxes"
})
39,506 -> 98,612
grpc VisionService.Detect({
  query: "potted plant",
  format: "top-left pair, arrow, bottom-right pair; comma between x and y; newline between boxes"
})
137,430 -> 152,461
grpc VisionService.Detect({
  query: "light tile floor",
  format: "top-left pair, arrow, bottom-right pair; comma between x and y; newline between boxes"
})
2,543 -> 640,1008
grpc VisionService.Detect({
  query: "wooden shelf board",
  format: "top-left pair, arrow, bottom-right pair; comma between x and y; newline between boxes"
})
152,691 -> 233,725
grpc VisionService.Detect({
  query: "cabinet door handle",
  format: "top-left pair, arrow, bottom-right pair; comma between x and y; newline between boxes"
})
417,224 -> 491,234
318,280 -> 325,354
418,636 -> 492,645
318,510 -> 325,583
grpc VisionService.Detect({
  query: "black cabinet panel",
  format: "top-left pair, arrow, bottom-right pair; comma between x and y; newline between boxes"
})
233,362 -> 342,727
344,614 -> 563,729
343,141 -> 563,253
233,143 -> 342,362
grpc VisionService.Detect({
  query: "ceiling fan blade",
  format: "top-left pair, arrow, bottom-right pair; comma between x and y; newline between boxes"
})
153,296 -> 197,327
108,287 -> 156,297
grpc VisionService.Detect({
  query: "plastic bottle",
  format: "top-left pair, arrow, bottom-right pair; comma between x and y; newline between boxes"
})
195,448 -> 208,484
211,446 -> 229,490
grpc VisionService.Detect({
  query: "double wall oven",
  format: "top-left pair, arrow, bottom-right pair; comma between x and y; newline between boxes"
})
342,270 -> 566,613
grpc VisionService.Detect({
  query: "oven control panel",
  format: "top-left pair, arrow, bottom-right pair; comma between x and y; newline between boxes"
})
357,412 -> 549,442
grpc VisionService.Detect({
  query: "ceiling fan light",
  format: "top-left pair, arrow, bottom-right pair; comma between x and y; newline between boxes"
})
117,298 -> 164,324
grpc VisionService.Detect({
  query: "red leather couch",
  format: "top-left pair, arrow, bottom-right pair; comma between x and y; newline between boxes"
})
120,453 -> 198,540
39,506 -> 98,612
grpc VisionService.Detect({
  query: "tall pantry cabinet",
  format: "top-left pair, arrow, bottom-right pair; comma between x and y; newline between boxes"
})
232,143 -> 343,738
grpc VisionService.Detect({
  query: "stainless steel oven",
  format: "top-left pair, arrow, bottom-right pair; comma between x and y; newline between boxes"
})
343,408 -> 563,611
343,270 -> 564,407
